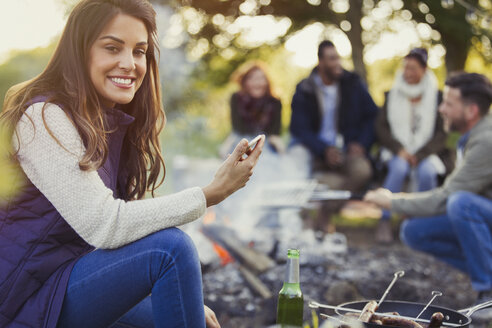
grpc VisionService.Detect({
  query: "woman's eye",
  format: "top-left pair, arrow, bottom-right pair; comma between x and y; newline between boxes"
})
105,46 -> 118,53
135,49 -> 146,56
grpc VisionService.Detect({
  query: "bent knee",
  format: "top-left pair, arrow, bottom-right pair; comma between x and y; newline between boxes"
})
148,228 -> 198,260
167,228 -> 198,257
399,219 -> 423,250
388,157 -> 410,178
144,228 -> 200,283
417,162 -> 437,181
348,157 -> 372,182
446,191 -> 476,217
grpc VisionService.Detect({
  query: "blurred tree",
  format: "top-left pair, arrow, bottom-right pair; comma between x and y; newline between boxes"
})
153,0 -> 387,83
466,47 -> 492,81
402,0 -> 491,73
0,45 -> 55,110
154,0 -> 491,84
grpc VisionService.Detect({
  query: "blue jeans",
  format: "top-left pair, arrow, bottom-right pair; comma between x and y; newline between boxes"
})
57,228 -> 205,328
381,156 -> 438,220
400,191 -> 492,292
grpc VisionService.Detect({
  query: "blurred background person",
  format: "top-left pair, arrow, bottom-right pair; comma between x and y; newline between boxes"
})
220,62 -> 283,158
289,40 -> 378,232
374,48 -> 452,243
215,62 -> 286,232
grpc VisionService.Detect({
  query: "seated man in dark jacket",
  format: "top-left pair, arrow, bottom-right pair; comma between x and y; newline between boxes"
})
289,40 -> 378,229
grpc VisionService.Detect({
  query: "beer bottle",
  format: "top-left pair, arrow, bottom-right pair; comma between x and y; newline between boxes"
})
276,249 -> 303,327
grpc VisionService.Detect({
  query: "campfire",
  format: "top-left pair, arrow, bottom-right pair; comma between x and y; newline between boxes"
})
172,156 -> 479,328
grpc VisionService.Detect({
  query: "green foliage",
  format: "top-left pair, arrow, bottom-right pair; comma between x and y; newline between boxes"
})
402,0 -> 491,72
0,127 -> 22,200
156,0 -> 491,86
466,46 -> 492,82
153,0 -> 378,81
0,44 -> 55,110
366,57 -> 401,107
195,46 -> 280,88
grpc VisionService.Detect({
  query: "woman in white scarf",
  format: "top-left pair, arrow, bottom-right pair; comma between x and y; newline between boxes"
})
375,48 -> 448,242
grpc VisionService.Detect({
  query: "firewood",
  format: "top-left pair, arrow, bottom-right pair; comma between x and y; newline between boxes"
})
238,264 -> 272,299
202,224 -> 275,273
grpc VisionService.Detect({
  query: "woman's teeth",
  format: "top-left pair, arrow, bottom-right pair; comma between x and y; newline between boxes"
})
111,77 -> 132,85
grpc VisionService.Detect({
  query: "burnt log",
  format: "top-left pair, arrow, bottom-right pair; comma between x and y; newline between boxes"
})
238,264 -> 272,299
202,224 -> 275,273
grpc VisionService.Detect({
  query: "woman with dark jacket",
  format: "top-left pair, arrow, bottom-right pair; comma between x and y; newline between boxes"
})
220,63 -> 283,157
375,48 -> 451,243
0,1 -> 264,327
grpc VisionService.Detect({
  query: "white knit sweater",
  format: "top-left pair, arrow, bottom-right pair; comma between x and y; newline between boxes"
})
14,102 -> 206,249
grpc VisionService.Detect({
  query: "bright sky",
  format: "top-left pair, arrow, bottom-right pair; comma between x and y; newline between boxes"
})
0,0 -> 66,63
0,0 -> 441,68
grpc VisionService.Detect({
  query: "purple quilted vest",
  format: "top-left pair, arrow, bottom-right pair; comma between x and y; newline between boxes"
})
0,100 -> 134,327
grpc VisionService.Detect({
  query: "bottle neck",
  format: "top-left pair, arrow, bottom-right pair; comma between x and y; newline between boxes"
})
284,257 -> 300,284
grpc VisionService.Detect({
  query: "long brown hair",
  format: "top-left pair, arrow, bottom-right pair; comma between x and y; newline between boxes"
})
0,0 -> 165,200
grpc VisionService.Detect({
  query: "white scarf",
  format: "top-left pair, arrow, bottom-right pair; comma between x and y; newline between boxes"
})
387,70 -> 439,155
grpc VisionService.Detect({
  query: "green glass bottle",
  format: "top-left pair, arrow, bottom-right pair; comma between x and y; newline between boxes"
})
276,249 -> 303,328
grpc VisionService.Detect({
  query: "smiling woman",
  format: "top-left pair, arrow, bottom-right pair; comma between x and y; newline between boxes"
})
0,1 -> 264,328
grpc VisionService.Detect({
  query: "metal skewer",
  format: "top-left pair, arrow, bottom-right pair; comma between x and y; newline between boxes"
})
309,301 -> 460,327
416,290 -> 443,319
310,190 -> 352,200
319,313 -> 351,325
310,190 -> 365,201
377,270 -> 405,306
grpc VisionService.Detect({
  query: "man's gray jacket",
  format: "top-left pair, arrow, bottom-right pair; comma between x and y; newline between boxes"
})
392,114 -> 492,217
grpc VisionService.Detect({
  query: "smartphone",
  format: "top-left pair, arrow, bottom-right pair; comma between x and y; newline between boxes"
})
241,135 -> 262,160
247,135 -> 263,151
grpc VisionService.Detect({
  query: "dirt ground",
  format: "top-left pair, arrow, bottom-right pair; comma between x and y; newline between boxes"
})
202,223 -> 492,328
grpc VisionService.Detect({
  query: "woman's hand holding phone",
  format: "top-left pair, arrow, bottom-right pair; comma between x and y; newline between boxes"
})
242,134 -> 262,159
202,135 -> 265,207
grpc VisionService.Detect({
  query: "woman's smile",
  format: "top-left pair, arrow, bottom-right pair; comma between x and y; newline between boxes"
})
108,76 -> 136,88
